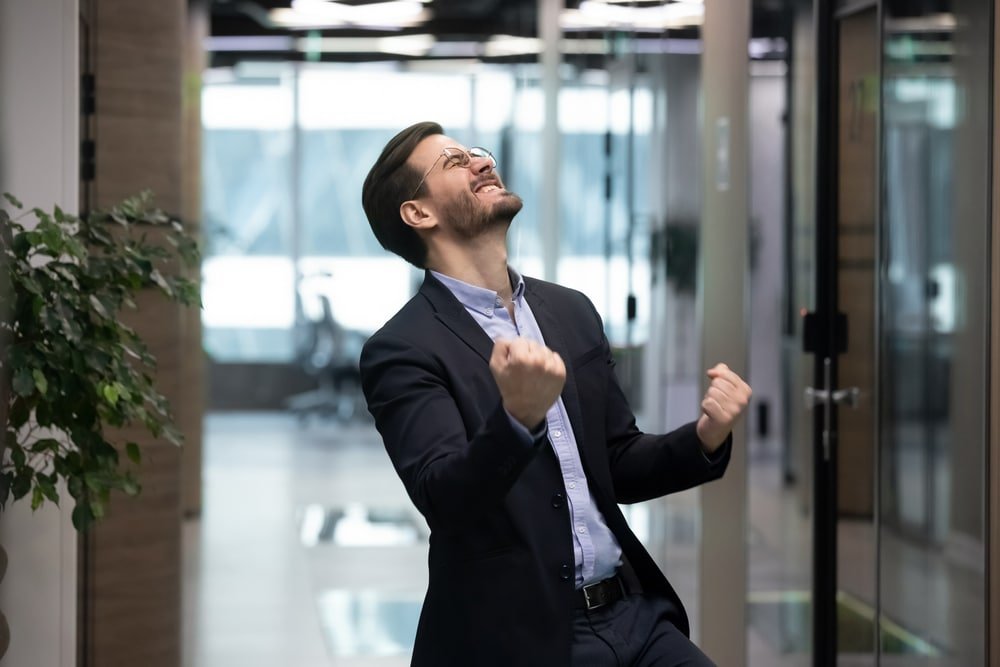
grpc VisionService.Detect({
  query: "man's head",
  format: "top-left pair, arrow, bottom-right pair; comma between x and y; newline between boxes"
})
362,121 -> 522,268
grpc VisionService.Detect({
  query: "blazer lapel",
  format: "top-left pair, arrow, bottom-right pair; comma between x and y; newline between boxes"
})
419,271 -> 494,364
524,281 -> 589,463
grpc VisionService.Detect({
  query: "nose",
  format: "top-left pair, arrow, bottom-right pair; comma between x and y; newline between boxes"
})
470,155 -> 494,174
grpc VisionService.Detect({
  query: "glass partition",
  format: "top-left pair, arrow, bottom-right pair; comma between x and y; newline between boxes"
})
202,63 -> 663,366
879,0 -> 989,660
202,66 -> 296,361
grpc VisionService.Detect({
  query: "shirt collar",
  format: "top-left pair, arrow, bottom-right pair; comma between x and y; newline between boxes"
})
430,267 -> 525,318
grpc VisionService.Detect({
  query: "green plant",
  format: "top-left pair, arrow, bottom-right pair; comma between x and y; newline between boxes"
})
0,192 -> 200,530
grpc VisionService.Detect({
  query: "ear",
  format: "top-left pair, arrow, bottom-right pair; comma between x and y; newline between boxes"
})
400,199 -> 437,231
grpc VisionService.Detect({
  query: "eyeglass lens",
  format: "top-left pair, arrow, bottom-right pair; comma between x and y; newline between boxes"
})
443,147 -> 496,169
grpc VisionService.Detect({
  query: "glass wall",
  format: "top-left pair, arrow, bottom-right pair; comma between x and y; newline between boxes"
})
879,0 -> 989,660
202,63 -> 657,366
202,66 -> 296,361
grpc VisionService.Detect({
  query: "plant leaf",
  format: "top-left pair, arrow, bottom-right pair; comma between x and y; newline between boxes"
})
149,269 -> 173,296
121,476 -> 140,496
89,294 -> 111,319
3,192 -> 23,208
12,368 -> 35,396
126,442 -> 141,464
0,472 -> 12,508
32,369 -> 48,395
71,502 -> 93,531
31,486 -> 44,511
11,471 -> 31,501
102,383 -> 120,405
84,473 -> 103,494
37,476 -> 59,504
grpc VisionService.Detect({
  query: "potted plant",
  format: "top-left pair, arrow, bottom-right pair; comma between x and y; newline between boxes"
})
0,191 -> 200,531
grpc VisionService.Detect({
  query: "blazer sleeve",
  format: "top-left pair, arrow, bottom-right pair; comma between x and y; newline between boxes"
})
581,302 -> 732,504
360,332 -> 547,535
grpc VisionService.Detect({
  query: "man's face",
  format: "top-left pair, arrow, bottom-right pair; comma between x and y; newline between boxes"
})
407,134 -> 523,239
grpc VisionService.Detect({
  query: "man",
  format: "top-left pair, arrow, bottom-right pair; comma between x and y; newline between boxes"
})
360,121 -> 751,667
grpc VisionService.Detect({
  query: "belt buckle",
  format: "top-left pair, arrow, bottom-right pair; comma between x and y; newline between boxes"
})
582,582 -> 605,611
582,576 -> 623,611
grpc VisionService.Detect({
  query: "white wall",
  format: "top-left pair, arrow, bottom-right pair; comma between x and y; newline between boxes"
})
0,1 -> 79,666
748,64 -> 787,453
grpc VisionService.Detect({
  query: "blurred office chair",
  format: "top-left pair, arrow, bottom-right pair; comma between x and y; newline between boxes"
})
285,277 -> 368,423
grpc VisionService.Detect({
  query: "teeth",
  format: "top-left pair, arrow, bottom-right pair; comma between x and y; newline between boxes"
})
478,184 -> 499,193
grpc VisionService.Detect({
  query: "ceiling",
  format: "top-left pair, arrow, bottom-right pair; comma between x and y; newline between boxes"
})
206,0 -> 791,68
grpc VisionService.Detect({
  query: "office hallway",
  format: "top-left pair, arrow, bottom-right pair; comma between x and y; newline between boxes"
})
183,413 -> 983,666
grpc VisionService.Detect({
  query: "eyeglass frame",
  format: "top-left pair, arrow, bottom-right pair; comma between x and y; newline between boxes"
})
408,146 -> 497,201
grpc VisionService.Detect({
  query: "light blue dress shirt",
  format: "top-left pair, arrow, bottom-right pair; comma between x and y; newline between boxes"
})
431,268 -> 622,588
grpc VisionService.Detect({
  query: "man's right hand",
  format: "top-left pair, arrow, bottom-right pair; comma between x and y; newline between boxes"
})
489,338 -> 566,430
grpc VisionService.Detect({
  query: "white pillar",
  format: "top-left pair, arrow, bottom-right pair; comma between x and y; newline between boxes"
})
539,0 -> 561,282
0,2 -> 80,667
698,0 -> 750,664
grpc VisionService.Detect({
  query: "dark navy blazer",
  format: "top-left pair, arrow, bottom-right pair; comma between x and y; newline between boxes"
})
360,271 -> 731,667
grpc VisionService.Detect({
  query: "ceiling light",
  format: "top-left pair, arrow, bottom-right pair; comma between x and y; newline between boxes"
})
295,34 -> 435,56
270,0 -> 430,30
204,35 -> 296,52
562,1 -> 704,31
594,0 -> 703,3
484,35 -> 542,58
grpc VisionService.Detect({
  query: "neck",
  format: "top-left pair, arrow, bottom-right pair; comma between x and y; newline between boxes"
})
426,228 -> 513,300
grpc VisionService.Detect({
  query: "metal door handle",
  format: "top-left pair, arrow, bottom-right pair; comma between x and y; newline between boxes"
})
831,387 -> 860,408
804,386 -> 861,408
803,358 -> 861,461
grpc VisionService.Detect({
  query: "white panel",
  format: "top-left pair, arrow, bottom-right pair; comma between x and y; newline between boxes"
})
0,1 -> 79,667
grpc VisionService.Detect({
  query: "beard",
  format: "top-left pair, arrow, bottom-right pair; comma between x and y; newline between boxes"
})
441,189 -> 524,240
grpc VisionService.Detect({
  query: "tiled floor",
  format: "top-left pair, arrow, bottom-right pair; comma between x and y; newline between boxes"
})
183,413 -> 985,667
183,413 -> 421,667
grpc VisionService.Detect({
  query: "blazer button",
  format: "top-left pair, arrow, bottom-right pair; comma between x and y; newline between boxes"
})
551,493 -> 565,509
560,564 -> 571,581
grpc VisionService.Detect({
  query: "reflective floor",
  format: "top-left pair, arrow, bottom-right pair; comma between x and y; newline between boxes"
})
183,413 -> 983,666
183,413 -> 423,667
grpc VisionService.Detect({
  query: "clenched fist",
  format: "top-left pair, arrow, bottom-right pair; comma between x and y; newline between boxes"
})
490,338 -> 566,430
696,363 -> 752,453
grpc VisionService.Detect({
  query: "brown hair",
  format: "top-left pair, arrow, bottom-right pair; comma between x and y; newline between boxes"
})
361,121 -> 443,268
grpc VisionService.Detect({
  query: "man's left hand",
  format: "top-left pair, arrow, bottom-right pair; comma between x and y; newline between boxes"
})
696,363 -> 752,454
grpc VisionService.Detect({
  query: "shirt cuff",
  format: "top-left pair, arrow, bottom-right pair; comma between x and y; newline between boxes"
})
700,432 -> 732,465
505,409 -> 547,445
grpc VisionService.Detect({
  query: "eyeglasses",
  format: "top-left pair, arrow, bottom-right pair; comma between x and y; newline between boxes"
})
409,146 -> 497,200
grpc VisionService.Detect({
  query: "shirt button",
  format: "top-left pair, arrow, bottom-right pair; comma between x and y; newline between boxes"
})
553,430 -> 562,438
495,297 -> 502,306
560,564 -> 572,581
577,526 -> 586,534
551,493 -> 564,509
569,482 -> 577,490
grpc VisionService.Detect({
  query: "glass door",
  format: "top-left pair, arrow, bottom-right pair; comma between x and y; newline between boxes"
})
876,0 -> 989,662
753,1 -> 989,663
807,5 -> 880,665
813,0 -> 990,663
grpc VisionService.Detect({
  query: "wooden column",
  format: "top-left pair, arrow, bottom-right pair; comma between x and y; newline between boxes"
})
81,1 -> 187,665
180,0 -> 207,518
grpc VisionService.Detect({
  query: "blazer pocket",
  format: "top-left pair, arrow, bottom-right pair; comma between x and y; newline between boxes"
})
572,344 -> 604,370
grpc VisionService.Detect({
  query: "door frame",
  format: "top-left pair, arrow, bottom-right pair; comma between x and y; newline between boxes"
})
989,0 -> 999,660
812,1 -> 882,665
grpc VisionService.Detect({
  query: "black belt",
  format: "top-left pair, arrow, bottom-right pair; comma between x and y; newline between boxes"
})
576,572 -> 629,611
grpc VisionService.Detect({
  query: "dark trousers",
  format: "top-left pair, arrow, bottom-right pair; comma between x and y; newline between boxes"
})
571,594 -> 716,667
